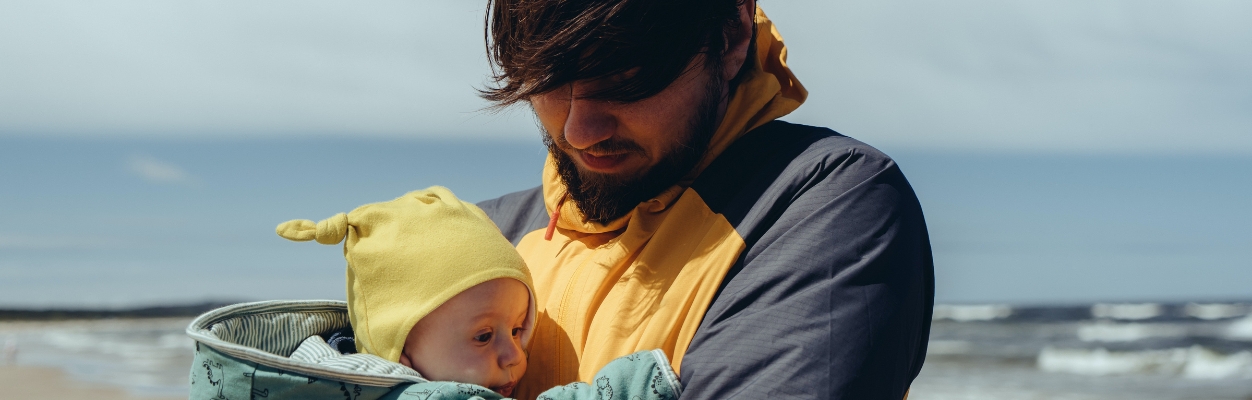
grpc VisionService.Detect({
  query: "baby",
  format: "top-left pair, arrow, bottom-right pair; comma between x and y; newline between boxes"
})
277,186 -> 534,397
276,187 -> 680,400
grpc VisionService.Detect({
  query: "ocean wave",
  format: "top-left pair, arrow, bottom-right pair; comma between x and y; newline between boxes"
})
1091,303 -> 1161,320
1228,315 -> 1252,340
1,319 -> 194,396
1186,303 -> 1249,320
933,304 -> 1012,321
1037,345 -> 1252,379
1076,321 -> 1187,342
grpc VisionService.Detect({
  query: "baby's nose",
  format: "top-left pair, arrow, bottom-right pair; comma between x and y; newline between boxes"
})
499,340 -> 524,368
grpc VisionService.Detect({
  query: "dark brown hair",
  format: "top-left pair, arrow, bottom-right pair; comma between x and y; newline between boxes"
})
482,0 -> 750,106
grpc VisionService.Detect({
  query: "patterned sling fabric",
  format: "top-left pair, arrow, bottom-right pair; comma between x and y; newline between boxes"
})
186,300 -> 426,387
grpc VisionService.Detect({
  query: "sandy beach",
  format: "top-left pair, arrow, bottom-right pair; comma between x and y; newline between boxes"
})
0,365 -> 184,400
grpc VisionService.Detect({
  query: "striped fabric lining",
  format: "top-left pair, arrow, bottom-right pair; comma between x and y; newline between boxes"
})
207,309 -> 345,357
290,335 -> 423,378
187,300 -> 428,387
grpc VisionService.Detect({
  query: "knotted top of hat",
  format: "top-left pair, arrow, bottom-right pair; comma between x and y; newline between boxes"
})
277,186 -> 535,363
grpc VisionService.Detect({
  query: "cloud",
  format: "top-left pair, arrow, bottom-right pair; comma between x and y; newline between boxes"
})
0,1 -> 526,139
127,155 -> 194,185
768,0 -> 1252,154
0,1 -> 1249,154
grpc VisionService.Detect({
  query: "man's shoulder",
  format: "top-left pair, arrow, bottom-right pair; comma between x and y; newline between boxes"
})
477,186 -> 547,245
750,119 -> 895,166
692,119 -> 907,217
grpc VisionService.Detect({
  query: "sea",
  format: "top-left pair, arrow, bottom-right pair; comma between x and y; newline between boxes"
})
1,136 -> 1248,307
912,303 -> 1252,399
2,302 -> 1251,399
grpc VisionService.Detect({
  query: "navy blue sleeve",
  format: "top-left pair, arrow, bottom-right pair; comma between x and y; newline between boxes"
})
680,122 -> 934,399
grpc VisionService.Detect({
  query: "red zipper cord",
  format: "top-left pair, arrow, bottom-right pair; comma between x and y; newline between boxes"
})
544,196 -> 566,241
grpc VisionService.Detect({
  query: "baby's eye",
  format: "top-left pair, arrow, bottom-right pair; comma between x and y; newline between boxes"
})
511,327 -> 523,337
474,331 -> 493,343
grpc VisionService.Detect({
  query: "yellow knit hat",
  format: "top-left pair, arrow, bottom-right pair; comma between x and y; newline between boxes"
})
275,186 -> 535,363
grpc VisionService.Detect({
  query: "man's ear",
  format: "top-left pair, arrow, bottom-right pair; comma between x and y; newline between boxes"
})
721,0 -> 757,82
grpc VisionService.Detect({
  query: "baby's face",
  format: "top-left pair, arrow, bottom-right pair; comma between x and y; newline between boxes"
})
398,278 -> 529,397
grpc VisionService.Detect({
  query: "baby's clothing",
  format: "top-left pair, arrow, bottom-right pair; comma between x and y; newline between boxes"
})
321,326 -> 359,354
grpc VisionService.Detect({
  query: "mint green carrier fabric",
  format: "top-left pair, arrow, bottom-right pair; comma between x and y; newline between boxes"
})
187,300 -> 681,400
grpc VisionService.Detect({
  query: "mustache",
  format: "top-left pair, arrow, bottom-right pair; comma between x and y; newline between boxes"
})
543,128 -> 646,156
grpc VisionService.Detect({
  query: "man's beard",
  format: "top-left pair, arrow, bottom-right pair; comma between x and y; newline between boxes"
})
543,79 -> 723,224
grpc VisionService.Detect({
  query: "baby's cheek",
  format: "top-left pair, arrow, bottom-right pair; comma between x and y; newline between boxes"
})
443,357 -> 487,384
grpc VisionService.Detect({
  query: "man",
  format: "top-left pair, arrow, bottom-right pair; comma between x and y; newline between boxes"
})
476,1 -> 934,398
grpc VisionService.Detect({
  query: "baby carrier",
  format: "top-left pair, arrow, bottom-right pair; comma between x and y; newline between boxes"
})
186,300 -> 506,400
186,300 -> 682,400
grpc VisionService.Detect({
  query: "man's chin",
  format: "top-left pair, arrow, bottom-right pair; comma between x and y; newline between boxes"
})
573,167 -> 639,186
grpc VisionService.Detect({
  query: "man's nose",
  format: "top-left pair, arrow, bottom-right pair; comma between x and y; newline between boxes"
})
562,96 -> 617,150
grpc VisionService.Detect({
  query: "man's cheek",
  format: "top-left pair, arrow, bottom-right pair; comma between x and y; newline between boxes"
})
530,97 -> 571,135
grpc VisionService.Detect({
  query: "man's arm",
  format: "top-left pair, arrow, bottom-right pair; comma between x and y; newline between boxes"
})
680,123 -> 934,399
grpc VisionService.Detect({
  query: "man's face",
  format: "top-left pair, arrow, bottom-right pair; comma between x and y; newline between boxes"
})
530,58 -> 725,223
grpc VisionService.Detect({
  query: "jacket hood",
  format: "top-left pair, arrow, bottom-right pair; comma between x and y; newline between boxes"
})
541,6 -> 808,234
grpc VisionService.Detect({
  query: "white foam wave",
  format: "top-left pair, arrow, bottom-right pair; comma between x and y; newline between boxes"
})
1227,315 -> 1252,340
1183,347 -> 1252,380
1076,321 -> 1187,342
1186,303 -> 1249,320
933,304 -> 1012,321
1091,303 -> 1161,320
1038,346 -> 1252,379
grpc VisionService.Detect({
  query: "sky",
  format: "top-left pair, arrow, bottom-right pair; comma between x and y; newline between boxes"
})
2,0 -> 1250,152
0,1 -> 1249,307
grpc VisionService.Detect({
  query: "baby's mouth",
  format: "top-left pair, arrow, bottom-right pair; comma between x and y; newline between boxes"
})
492,382 -> 517,397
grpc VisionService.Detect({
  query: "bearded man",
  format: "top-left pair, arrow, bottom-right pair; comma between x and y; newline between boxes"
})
476,1 -> 934,399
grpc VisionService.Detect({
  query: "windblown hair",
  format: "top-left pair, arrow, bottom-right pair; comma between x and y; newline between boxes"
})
482,0 -> 751,107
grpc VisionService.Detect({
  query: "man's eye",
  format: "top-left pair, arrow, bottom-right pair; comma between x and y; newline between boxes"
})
474,332 -> 493,343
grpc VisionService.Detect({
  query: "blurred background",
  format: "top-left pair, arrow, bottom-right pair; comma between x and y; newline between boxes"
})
1,1 -> 1249,399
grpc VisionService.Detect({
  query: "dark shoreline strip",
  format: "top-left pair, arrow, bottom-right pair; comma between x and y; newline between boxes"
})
0,301 -> 241,321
